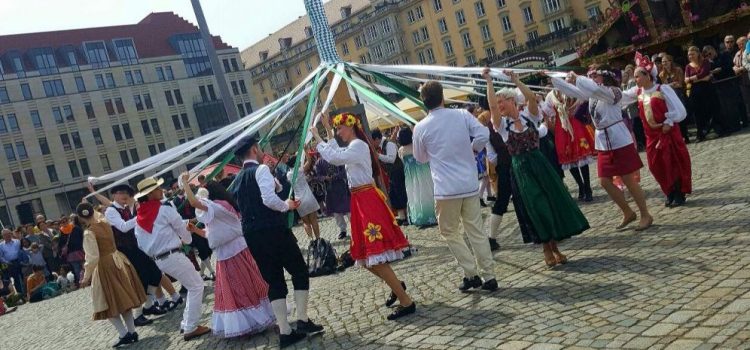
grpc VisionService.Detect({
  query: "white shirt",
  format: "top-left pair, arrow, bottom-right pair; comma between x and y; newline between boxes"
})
243,160 -> 290,212
134,205 -> 192,257
104,202 -> 136,233
316,138 -> 373,188
620,84 -> 687,125
551,76 -> 633,151
195,198 -> 246,261
494,109 -> 548,143
413,107 -> 489,200
378,139 -> 398,164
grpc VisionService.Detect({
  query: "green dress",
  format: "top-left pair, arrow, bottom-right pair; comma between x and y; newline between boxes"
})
400,146 -> 437,227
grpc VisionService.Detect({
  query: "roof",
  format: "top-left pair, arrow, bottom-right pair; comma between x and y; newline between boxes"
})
240,0 -> 370,68
0,12 -> 232,61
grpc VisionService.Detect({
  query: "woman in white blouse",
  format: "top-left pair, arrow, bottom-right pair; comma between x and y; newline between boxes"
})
548,65 -> 653,231
311,112 -> 415,321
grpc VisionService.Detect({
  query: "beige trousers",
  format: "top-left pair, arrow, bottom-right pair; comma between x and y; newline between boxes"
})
435,195 -> 495,280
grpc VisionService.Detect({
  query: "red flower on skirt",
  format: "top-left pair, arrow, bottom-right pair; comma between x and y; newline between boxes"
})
364,223 -> 384,243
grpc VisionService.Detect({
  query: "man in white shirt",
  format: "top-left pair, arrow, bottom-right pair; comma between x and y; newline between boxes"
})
371,130 -> 408,224
133,178 -> 210,341
413,81 -> 498,292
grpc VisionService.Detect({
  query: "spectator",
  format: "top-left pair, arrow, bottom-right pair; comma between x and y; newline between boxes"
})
660,54 -> 691,143
735,34 -> 750,128
55,265 -> 75,293
704,45 -> 743,136
26,265 -> 47,302
685,46 -> 716,141
622,64 -> 646,149
26,243 -> 48,277
63,214 -> 85,286
0,277 -> 23,307
0,229 -> 27,296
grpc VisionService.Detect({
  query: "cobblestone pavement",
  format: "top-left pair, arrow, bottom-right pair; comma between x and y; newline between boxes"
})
3,131 -> 750,350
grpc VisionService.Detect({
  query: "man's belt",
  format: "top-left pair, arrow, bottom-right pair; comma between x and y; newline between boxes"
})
153,247 -> 182,261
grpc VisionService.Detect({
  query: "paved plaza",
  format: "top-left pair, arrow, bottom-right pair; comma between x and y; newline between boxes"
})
3,131 -> 750,350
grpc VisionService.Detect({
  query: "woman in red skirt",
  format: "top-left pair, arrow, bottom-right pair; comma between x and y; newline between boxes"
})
180,174 -> 275,338
312,112 -> 415,321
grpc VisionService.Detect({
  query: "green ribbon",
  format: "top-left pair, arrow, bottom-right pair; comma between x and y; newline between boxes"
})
362,68 -> 426,112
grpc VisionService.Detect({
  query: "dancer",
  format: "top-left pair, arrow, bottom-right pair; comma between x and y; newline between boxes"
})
485,69 -> 589,267
397,127 -> 437,228
173,188 -> 215,281
179,174 -> 275,338
545,78 -> 596,202
132,177 -> 210,341
413,81 -> 498,292
624,66 -> 691,207
372,129 -> 408,225
229,136 -> 323,348
312,112 -> 416,319
286,155 -> 321,240
76,202 -> 146,347
485,110 -> 512,252
549,66 -> 654,231
314,156 -> 351,239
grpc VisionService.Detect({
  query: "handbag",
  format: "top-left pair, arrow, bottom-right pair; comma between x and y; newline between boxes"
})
66,250 -> 85,263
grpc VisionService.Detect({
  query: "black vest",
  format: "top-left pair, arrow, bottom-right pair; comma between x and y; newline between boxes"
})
110,205 -> 138,251
488,125 -> 511,167
230,162 -> 286,233
381,140 -> 403,175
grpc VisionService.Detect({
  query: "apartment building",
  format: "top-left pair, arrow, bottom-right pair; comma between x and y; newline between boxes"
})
0,12 -> 254,226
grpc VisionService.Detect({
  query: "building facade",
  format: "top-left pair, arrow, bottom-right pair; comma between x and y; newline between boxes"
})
0,12 -> 254,226
241,0 -> 606,130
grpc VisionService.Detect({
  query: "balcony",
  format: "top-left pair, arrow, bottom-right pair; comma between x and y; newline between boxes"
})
193,99 -> 230,135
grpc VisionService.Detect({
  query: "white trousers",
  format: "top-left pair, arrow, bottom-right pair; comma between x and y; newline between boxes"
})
435,195 -> 495,280
155,253 -> 204,333
334,213 -> 349,232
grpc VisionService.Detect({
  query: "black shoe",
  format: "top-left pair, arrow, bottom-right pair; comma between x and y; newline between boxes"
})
584,190 -> 593,202
134,315 -> 153,327
459,276 -> 483,292
112,333 -> 133,348
295,319 -> 324,334
385,281 -> 406,307
202,274 -> 215,281
143,304 -> 166,316
172,296 -> 184,307
664,193 -> 675,208
397,219 -> 409,226
488,238 -> 500,252
279,330 -> 307,348
128,332 -> 139,344
387,302 -> 416,320
179,286 -> 188,296
480,199 -> 488,207
673,192 -> 686,207
481,279 -> 499,292
487,196 -> 497,202
338,231 -> 347,239
578,188 -> 585,201
161,301 -> 177,311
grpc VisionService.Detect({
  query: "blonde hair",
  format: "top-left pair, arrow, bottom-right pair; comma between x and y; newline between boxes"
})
495,87 -> 518,104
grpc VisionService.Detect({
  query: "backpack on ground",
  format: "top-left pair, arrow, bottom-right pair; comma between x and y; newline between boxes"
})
337,250 -> 354,271
306,239 -> 337,277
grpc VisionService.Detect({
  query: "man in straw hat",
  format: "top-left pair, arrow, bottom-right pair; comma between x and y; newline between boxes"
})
132,177 -> 210,341
229,135 -> 324,348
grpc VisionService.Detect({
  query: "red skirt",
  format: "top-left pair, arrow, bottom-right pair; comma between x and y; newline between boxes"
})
597,144 -> 643,178
554,116 -> 596,168
350,184 -> 410,267
644,126 -> 692,196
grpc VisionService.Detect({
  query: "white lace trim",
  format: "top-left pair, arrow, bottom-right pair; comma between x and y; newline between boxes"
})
561,156 -> 595,170
355,249 -> 405,268
211,299 -> 276,338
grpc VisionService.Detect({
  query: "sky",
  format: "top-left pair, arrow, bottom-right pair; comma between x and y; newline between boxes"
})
0,0 -> 313,50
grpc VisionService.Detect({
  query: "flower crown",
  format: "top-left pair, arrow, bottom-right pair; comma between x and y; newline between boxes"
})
332,113 -> 360,128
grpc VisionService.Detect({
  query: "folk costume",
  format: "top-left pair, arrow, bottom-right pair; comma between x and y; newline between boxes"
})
486,120 -> 512,251
314,157 -> 350,236
172,194 -> 214,279
399,144 -> 437,227
376,135 -> 408,216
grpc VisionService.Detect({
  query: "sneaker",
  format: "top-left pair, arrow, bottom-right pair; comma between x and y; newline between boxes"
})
295,319 -> 324,334
161,301 -> 177,311
481,279 -> 499,292
183,325 -> 211,341
143,304 -> 166,316
385,281 -> 406,307
458,276 -> 483,292
338,231 -> 347,240
279,330 -> 307,348
488,238 -> 500,252
387,302 -> 416,320
134,315 -> 153,327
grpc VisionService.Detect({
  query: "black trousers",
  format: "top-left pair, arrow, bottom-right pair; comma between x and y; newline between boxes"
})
189,233 -> 212,261
245,227 -> 309,301
491,160 -> 512,216
121,247 -> 162,291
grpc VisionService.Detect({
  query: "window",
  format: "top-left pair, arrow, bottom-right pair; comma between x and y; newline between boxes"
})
105,73 -> 116,88
245,103 -> 252,114
207,85 -> 216,100
522,6 -> 534,24
481,24 -> 492,41
39,138 -> 50,155
99,155 -> 111,171
52,107 -> 64,124
438,18 -> 448,33
125,71 -> 134,85
231,81 -> 239,95
21,83 -> 32,100
143,93 -> 153,109
485,47 -> 496,59
115,98 -> 125,114
178,138 -> 185,145
385,39 -> 397,54
43,79 -> 65,97
231,58 -> 239,71
46,165 -> 59,182
456,10 -> 467,26
527,30 -> 539,41
4,144 -> 15,161
12,172 -> 23,189
129,149 -> 139,163
475,1 -> 486,17
165,91 -> 175,106
173,90 -> 183,104
341,43 -> 350,55
104,99 -> 114,115
587,6 -> 602,19
68,160 -> 80,178
550,18 -> 566,32
79,159 -> 90,175
0,87 -> 9,103
239,80 -> 247,94
222,59 -> 231,73
496,0 -> 506,7
237,103 -> 246,116
95,74 -> 105,89
156,67 -> 165,81
506,39 -> 517,49
381,18 -> 392,34
15,142 -> 27,160
176,35 -> 212,77
134,95 -> 144,111
198,86 -> 208,102
443,40 -> 455,56
172,115 -> 182,130
30,110 -> 42,128
165,66 -> 174,80
7,114 -> 18,131
467,54 -> 477,66
119,150 -> 130,166
421,27 -> 430,41
113,38 -> 138,65
355,36 -> 363,49
75,76 -> 86,92
413,31 -> 421,45
305,60 -> 312,72
462,32 -> 473,48
134,70 -> 143,84
112,125 -> 122,141
181,113 -> 191,128
11,56 -> 25,78
92,128 -> 103,145
415,6 -> 424,19
418,51 -> 427,64
63,105 -> 74,121
150,119 -> 161,133
501,15 -> 512,32
71,132 -> 83,148
544,0 -> 561,13
407,10 -> 415,23
367,25 -> 378,41
60,134 -> 71,151
122,123 -> 133,139
426,48 -> 436,63
66,50 -> 78,70
24,169 -> 36,187
84,102 -> 95,119
148,144 -> 157,156
433,0 -> 443,11
33,51 -> 58,75
0,116 -> 5,133
157,143 -> 166,152
139,120 -> 151,135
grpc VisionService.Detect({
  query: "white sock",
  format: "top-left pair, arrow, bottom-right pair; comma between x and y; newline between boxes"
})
489,214 -> 503,240
171,292 -> 181,302
157,296 -> 167,305
294,290 -> 309,322
109,317 -> 127,337
122,312 -> 136,333
271,299 -> 292,335
134,306 -> 143,318
201,259 -> 215,275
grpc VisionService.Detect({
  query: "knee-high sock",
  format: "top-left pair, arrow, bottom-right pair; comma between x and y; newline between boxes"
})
122,311 -> 136,333
109,317 -> 127,337
133,306 -> 143,318
488,214 -> 503,240
294,290 -> 309,322
569,167 -> 584,191
271,299 -> 291,335
144,286 -> 158,308
200,259 -> 215,276
581,165 -> 592,193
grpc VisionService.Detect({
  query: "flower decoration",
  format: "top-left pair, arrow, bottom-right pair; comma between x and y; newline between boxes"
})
579,139 -> 590,150
332,113 -> 360,128
364,223 -> 383,243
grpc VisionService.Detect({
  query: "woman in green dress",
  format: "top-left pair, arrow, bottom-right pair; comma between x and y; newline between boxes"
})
397,127 -> 437,228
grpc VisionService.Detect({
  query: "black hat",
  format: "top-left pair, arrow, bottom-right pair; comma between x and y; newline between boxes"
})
110,184 -> 135,197
233,135 -> 259,157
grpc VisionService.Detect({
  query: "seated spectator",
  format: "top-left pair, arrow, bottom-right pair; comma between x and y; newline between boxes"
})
26,243 -> 48,277
0,278 -> 24,307
54,265 -> 75,293
26,265 -> 60,303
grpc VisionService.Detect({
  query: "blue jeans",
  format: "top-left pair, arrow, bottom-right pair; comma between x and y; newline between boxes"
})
1,262 -> 25,296
68,261 -> 83,286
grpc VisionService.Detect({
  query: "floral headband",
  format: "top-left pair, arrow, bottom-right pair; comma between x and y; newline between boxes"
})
587,69 -> 617,79
331,113 -> 360,128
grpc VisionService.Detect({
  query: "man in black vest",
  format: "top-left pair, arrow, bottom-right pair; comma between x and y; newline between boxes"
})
486,123 -> 512,252
229,136 -> 323,348
371,129 -> 408,225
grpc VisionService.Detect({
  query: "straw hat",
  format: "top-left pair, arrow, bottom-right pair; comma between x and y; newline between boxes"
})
134,177 -> 165,200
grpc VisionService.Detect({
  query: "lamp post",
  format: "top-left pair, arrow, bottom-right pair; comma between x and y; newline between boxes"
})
0,178 -> 14,228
